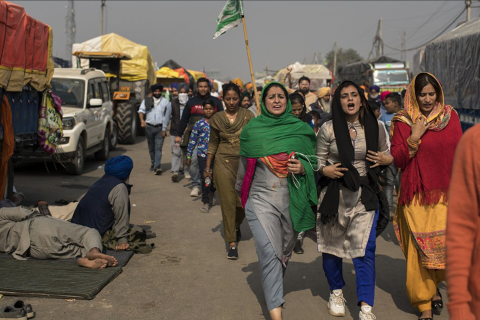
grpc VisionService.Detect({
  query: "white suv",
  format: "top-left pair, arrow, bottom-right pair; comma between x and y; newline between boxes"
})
51,68 -> 117,175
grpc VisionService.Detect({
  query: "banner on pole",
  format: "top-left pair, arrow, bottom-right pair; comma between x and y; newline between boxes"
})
212,0 -> 244,39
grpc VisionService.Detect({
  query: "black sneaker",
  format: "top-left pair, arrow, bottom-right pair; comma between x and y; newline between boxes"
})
155,168 -> 163,175
227,246 -> 238,260
294,241 -> 304,254
236,228 -> 242,242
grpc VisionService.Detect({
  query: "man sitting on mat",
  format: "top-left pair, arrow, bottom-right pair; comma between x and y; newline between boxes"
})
0,206 -> 118,269
71,155 -> 134,251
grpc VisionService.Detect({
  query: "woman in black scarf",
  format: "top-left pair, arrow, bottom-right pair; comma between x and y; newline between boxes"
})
290,92 -> 314,128
315,81 -> 392,319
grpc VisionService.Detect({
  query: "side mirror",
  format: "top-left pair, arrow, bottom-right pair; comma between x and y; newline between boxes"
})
88,98 -> 103,107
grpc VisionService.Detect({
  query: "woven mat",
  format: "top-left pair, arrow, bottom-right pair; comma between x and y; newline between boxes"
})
0,250 -> 134,267
0,258 -> 122,300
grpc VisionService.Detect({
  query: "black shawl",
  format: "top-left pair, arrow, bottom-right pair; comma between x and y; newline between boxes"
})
319,81 -> 386,227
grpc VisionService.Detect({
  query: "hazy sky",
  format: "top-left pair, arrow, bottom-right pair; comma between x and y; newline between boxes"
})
15,1 -> 477,81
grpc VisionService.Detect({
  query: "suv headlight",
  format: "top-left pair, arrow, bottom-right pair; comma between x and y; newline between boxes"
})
63,117 -> 76,130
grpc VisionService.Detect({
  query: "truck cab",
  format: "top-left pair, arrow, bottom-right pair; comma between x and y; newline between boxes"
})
50,68 -> 117,174
371,62 -> 410,93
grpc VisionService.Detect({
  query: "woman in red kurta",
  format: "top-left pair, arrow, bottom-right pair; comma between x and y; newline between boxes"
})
390,72 -> 462,320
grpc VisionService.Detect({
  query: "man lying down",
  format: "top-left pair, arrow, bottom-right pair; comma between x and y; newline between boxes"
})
0,206 -> 118,269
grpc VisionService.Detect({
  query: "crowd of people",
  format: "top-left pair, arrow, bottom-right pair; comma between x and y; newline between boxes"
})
1,69 -> 478,320
146,71 -> 472,320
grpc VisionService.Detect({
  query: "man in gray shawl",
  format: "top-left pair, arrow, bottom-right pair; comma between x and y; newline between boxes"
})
0,206 -> 118,269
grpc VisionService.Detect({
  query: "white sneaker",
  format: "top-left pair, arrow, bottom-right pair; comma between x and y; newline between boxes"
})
359,305 -> 376,320
327,289 -> 346,317
185,170 -> 191,179
190,187 -> 201,197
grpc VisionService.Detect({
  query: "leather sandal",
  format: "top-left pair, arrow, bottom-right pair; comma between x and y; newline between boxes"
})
432,289 -> 443,315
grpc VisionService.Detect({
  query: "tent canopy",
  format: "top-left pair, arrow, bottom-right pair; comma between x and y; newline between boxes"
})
275,62 -> 332,91
72,33 -> 155,85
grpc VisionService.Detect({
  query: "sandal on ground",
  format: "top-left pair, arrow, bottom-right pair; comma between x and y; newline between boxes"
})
0,306 -> 27,320
432,289 -> 443,315
12,301 -> 34,319
200,206 -> 210,213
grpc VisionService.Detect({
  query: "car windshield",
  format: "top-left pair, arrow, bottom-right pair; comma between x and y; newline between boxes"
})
51,78 -> 85,108
373,70 -> 409,86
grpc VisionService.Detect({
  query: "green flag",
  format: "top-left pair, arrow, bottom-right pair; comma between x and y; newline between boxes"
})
212,0 -> 244,39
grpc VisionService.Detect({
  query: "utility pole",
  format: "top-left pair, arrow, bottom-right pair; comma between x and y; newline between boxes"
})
65,0 -> 76,64
100,0 -> 106,35
333,42 -> 338,79
466,0 -> 472,21
401,31 -> 407,62
375,18 -> 383,57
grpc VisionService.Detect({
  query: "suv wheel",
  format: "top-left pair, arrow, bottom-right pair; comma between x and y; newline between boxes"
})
110,121 -> 118,150
95,128 -> 110,161
66,136 -> 85,175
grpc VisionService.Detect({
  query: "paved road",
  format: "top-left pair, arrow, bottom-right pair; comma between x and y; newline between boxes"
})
4,136 -> 449,320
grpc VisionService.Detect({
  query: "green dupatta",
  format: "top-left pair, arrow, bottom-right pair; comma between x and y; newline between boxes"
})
239,82 -> 318,232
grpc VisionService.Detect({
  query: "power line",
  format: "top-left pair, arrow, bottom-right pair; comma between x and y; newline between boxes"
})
407,0 -> 448,41
383,7 -> 466,52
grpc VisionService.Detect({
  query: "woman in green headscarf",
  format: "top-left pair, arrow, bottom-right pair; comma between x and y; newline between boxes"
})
236,82 -> 317,320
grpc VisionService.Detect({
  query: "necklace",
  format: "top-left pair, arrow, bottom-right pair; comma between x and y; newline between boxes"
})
225,111 -> 238,123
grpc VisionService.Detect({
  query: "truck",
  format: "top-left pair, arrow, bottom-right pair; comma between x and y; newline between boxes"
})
337,56 -> 410,93
422,18 -> 480,132
0,0 -> 55,197
72,34 -> 156,144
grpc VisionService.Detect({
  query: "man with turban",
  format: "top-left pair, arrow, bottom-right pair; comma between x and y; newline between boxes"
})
232,78 -> 244,90
138,84 -> 172,175
71,155 -> 134,251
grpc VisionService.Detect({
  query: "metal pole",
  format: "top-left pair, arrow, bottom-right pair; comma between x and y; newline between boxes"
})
333,42 -> 338,79
466,0 -> 472,21
378,18 -> 383,57
241,16 -> 261,114
100,0 -> 106,35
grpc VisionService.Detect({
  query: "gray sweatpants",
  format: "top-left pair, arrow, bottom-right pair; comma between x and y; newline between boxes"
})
245,203 -> 286,311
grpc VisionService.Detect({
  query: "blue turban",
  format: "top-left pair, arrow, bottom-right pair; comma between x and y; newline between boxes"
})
105,155 -> 133,180
171,83 -> 178,89
370,85 -> 380,92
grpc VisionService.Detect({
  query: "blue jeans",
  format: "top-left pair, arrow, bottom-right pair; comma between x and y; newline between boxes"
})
190,146 -> 201,188
170,135 -> 184,173
322,210 -> 379,306
197,156 -> 215,204
382,164 -> 400,213
145,125 -> 165,170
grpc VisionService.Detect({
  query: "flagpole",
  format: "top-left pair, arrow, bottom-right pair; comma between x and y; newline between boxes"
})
240,16 -> 261,115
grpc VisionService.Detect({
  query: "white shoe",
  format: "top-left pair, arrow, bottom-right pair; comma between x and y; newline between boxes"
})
327,289 -> 346,317
185,170 -> 191,179
190,187 -> 201,197
359,305 -> 376,320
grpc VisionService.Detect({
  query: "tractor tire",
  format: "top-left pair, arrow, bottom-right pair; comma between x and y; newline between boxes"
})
116,102 -> 137,144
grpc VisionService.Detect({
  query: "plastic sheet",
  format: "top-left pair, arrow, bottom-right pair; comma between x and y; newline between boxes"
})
72,33 -> 155,85
423,17 -> 480,131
